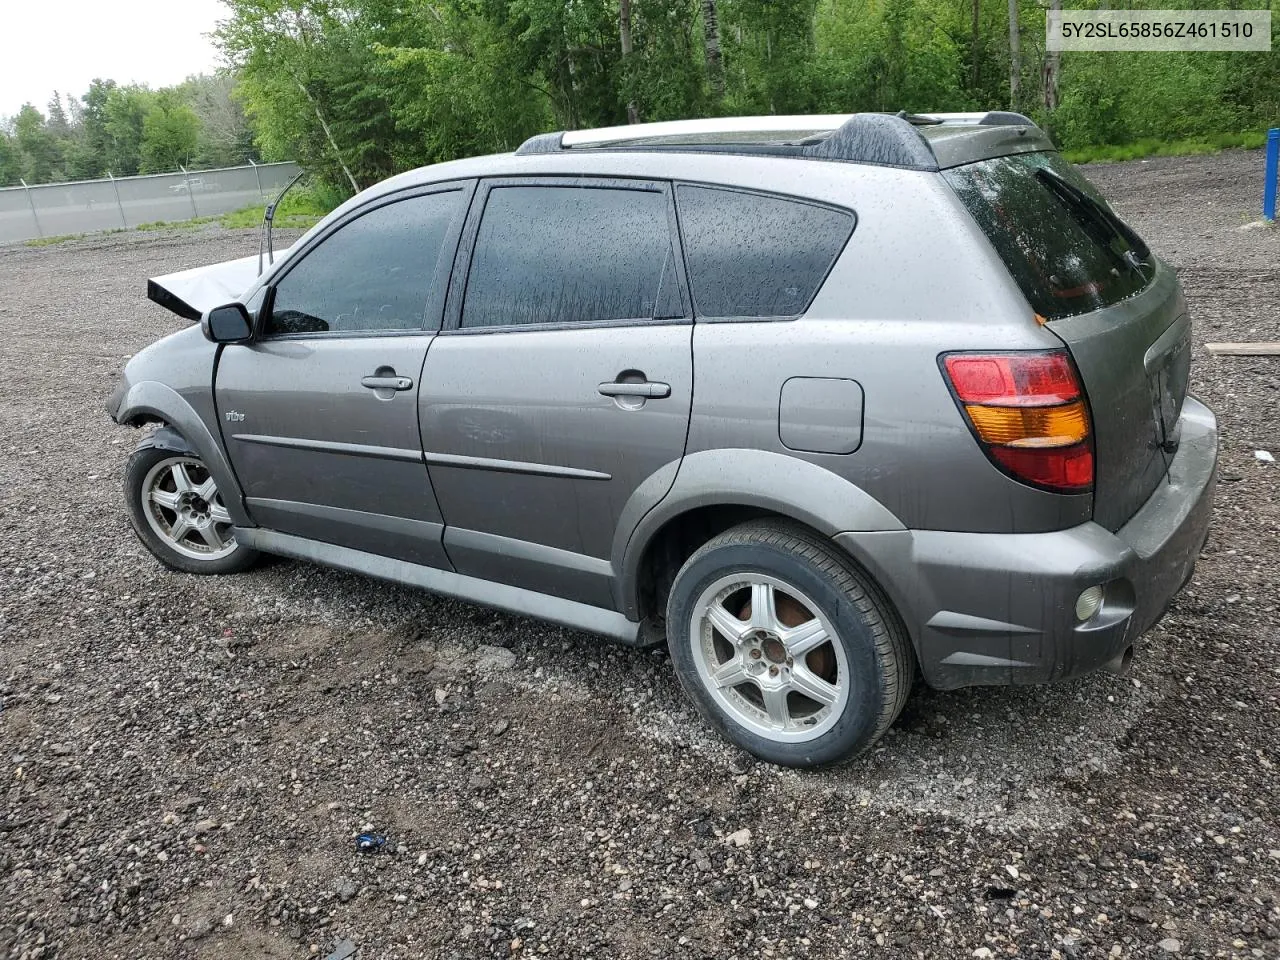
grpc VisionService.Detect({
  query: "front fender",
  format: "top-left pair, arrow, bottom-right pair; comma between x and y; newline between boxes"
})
613,448 -> 905,619
113,380 -> 253,527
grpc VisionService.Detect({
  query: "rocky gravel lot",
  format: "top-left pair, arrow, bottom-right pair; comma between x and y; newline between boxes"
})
1,150 -> 1278,960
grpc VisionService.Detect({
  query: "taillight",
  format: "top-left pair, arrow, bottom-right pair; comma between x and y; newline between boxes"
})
941,350 -> 1094,494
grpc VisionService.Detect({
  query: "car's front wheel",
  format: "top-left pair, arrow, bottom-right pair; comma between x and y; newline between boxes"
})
124,446 -> 258,575
666,520 -> 913,768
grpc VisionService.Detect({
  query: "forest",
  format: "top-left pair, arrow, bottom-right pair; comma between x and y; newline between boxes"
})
0,74 -> 254,187
2,0 -> 1277,192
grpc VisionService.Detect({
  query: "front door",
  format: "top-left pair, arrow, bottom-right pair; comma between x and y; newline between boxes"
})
217,184 -> 472,567
420,178 -> 693,609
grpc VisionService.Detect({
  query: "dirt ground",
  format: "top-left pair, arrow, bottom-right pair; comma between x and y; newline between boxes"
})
1,150 -> 1277,960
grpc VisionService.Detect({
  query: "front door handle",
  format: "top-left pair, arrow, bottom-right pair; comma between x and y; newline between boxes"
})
598,380 -> 671,399
361,375 -> 413,391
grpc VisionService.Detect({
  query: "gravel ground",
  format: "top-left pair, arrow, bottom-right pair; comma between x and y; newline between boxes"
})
1,151 -> 1278,960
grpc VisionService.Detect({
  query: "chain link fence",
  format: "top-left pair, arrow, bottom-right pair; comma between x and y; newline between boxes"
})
0,162 -> 303,245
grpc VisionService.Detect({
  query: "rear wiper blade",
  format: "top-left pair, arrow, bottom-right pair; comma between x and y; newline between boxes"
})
1035,169 -> 1150,271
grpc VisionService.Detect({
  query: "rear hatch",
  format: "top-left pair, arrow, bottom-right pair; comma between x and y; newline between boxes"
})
944,152 -> 1190,530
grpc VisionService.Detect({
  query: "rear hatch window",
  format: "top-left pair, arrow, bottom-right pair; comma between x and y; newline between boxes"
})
943,152 -> 1154,320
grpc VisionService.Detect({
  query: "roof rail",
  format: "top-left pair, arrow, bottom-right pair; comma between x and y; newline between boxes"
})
913,111 -> 1037,127
513,111 -> 1043,170
557,114 -> 857,149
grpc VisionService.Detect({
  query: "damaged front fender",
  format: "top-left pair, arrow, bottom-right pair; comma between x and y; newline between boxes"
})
111,379 -> 253,529
137,424 -> 198,456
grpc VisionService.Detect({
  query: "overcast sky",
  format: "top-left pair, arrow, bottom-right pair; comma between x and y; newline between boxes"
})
0,0 -> 226,119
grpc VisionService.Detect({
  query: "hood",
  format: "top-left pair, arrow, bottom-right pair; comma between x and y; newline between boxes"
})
146,247 -> 293,322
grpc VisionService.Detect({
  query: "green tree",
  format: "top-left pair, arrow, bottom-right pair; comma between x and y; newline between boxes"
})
181,72 -> 257,167
219,1 -> 374,191
814,0 -> 970,114
14,105 -> 63,182
0,131 -> 21,186
372,0 -> 551,167
59,80 -> 115,180
102,86 -> 154,176
627,0 -> 708,121
46,93 -> 72,137
140,91 -> 200,172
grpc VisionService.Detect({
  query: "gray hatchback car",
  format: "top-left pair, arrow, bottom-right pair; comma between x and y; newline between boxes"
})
109,112 -> 1217,767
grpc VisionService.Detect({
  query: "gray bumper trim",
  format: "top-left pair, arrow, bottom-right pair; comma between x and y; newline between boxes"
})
837,397 -> 1218,689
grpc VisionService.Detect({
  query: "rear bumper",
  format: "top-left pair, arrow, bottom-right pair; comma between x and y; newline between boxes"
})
838,396 -> 1218,689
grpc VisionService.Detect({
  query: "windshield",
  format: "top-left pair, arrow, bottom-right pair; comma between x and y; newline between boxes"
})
944,153 -> 1154,320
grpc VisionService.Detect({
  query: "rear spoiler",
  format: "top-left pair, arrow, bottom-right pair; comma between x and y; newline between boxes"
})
146,247 -> 292,322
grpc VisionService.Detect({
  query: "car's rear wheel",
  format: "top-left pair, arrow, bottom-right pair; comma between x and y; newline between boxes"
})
125,446 -> 258,575
665,519 -> 913,767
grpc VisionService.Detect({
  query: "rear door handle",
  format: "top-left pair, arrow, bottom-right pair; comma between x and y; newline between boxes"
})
598,381 -> 671,399
361,375 -> 414,391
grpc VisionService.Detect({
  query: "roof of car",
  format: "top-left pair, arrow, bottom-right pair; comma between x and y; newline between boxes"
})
515,112 -> 1054,171
329,112 -> 1056,226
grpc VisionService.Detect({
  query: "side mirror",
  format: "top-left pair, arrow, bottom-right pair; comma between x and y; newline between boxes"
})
201,303 -> 254,344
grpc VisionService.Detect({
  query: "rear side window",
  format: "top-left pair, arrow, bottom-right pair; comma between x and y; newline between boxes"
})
461,185 -> 681,328
266,190 -> 461,336
676,185 -> 854,318
944,153 -> 1154,321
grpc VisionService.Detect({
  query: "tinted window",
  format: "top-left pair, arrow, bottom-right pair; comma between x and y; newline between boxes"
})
266,190 -> 461,336
461,185 -> 679,328
943,153 -> 1153,321
676,186 -> 853,318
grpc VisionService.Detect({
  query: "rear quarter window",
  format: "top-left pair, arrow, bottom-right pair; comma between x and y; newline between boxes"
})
676,185 -> 854,319
943,153 -> 1154,321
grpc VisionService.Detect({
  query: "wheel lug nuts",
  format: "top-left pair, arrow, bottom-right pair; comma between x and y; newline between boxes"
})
749,650 -> 762,659
769,666 -> 779,677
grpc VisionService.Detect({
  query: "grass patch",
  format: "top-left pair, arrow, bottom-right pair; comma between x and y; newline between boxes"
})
118,181 -> 340,235
1065,131 -> 1269,164
24,228 -> 128,247
219,182 -> 343,230
135,216 -> 221,232
24,233 -> 87,247
218,208 -> 323,230
133,209 -> 322,233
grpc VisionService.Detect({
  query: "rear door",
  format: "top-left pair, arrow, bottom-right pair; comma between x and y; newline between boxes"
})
944,153 -> 1187,530
216,183 -> 472,566
419,178 -> 693,609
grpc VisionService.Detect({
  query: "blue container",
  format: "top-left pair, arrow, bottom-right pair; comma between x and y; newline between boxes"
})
1265,128 -> 1279,222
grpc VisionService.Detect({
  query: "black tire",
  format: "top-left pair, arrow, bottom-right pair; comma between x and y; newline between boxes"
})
665,519 -> 914,768
124,445 -> 259,576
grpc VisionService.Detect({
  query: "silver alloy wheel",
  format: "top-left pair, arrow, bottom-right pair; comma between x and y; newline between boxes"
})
690,573 -> 850,743
140,456 -> 238,561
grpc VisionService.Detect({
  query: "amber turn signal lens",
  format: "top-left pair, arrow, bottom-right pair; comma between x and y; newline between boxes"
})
964,400 -> 1090,448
